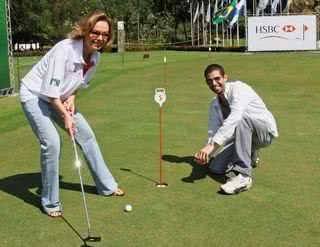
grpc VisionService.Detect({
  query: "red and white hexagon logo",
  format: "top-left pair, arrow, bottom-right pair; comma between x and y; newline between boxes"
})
282,25 -> 296,32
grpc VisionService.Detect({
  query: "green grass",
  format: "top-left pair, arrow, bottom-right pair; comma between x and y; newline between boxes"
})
1,51 -> 320,246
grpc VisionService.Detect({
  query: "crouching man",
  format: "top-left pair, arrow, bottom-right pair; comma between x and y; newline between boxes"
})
194,64 -> 278,195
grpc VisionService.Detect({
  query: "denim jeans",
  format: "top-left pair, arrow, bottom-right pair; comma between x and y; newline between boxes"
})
21,98 -> 118,213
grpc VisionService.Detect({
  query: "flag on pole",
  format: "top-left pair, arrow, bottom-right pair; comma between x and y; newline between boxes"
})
271,0 -> 280,15
193,1 -> 199,23
212,0 -> 237,24
228,0 -> 245,28
205,2 -> 211,23
256,0 -> 269,16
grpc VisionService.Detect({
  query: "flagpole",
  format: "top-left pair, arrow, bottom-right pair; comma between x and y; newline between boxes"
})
191,1 -> 194,46
215,23 -> 218,47
222,22 -> 225,47
226,0 -> 230,47
202,2 -> 205,46
209,1 -> 212,47
213,0 -> 218,47
244,0 -> 248,50
237,20 -> 239,47
221,0 -> 225,47
197,12 -> 200,47
209,19 -> 212,47
229,26 -> 232,47
236,6 -> 240,47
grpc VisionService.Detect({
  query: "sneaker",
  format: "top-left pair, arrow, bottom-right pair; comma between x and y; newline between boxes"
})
220,174 -> 252,194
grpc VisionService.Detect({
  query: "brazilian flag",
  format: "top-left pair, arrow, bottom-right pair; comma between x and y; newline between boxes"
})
212,0 -> 237,24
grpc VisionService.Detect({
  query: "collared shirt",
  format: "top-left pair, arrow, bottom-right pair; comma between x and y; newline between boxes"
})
207,81 -> 279,146
20,39 -> 100,102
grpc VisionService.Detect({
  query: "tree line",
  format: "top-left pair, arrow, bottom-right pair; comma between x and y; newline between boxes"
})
11,0 -> 190,45
10,0 -> 320,45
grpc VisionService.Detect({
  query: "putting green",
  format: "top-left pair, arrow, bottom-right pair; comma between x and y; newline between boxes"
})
0,51 -> 319,246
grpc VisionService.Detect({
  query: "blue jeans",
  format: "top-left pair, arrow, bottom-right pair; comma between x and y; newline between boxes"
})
21,98 -> 118,213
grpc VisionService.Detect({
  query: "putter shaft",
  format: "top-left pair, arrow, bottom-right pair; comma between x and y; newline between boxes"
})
72,139 -> 92,236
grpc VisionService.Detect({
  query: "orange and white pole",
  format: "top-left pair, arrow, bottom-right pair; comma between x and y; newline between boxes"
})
154,88 -> 167,187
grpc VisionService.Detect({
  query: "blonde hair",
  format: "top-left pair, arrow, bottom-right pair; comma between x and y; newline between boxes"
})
70,11 -> 113,47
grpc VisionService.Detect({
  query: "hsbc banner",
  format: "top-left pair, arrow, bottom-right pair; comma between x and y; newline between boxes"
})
248,15 -> 317,51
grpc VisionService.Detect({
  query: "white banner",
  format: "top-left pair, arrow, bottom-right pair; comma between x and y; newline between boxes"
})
248,15 -> 317,51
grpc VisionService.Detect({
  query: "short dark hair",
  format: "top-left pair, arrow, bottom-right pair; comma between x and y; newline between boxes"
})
204,64 -> 225,78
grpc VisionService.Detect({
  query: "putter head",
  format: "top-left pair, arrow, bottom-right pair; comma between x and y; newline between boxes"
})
84,236 -> 102,242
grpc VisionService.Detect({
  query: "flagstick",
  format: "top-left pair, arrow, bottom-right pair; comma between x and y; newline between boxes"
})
163,56 -> 167,87
159,106 -> 163,185
154,87 -> 167,188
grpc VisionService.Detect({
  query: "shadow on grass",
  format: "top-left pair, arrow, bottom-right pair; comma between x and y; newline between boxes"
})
0,173 -> 42,210
162,154 -> 228,185
0,172 -> 98,213
120,168 -> 158,184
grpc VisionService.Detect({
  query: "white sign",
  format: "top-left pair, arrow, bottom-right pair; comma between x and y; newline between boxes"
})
248,15 -> 317,51
154,88 -> 167,107
117,21 -> 124,31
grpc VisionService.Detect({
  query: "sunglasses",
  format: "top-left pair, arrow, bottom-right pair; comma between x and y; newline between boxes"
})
89,30 -> 110,39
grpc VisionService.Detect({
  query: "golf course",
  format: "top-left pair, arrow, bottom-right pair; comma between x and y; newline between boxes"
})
1,51 -> 319,246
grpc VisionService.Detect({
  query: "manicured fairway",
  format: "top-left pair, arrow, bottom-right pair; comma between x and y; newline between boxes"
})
0,51 -> 320,246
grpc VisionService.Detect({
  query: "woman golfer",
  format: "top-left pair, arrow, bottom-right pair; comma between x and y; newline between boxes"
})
20,11 -> 125,218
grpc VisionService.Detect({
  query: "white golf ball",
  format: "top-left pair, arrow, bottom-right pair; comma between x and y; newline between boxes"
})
125,204 -> 132,212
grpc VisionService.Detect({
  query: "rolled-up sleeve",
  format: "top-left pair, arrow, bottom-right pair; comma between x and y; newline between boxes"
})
40,46 -> 66,98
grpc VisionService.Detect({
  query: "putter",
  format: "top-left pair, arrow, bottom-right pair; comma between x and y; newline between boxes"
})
72,138 -> 101,242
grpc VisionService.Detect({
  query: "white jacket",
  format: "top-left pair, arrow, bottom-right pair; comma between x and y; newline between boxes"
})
207,81 -> 279,146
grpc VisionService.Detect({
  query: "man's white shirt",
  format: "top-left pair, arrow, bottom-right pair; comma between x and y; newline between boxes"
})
207,81 -> 279,146
20,39 -> 100,102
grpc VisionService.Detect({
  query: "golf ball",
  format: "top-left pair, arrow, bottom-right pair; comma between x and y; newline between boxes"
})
125,204 -> 132,212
